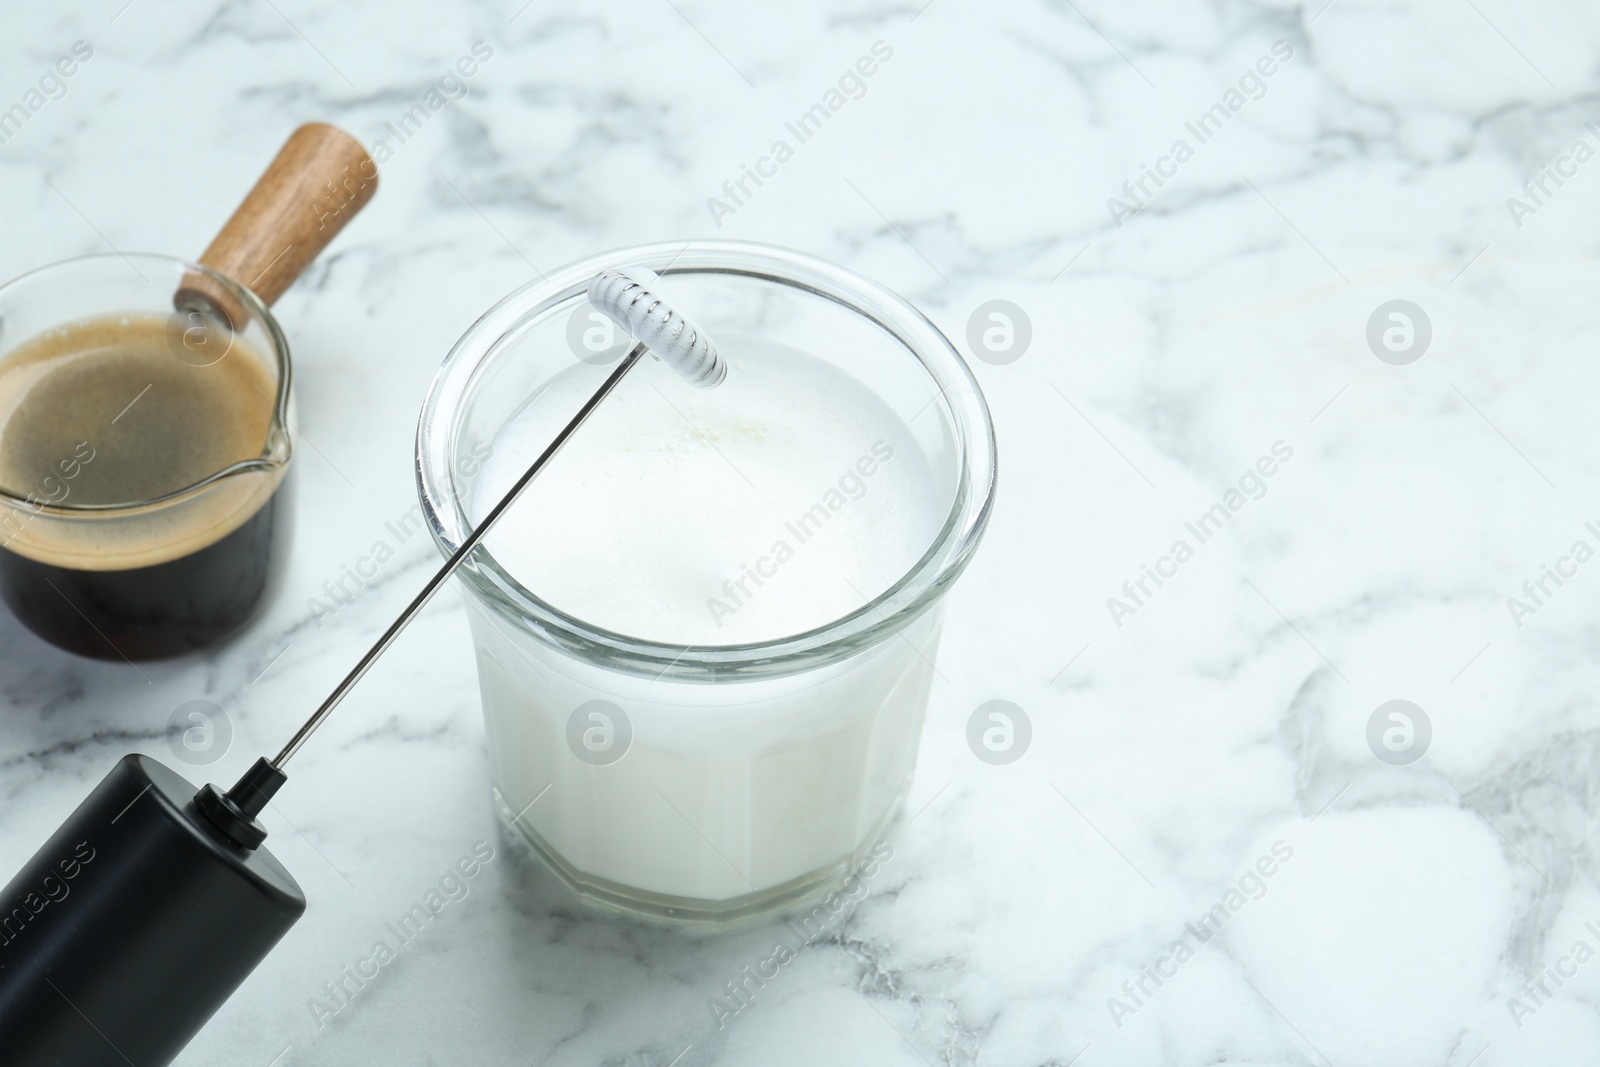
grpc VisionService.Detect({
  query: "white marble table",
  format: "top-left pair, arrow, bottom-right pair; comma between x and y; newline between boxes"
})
1,1 -> 1595,1064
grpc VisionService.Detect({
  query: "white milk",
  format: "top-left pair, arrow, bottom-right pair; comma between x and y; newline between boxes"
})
469,335 -> 946,906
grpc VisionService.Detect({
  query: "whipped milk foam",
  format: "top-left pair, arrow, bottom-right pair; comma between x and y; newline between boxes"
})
474,334 -> 942,645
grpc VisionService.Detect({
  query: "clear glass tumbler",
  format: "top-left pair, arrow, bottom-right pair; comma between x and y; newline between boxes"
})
417,241 -> 995,926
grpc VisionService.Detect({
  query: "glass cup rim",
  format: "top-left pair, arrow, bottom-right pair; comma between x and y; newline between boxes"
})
417,238 -> 998,680
0,251 -> 293,515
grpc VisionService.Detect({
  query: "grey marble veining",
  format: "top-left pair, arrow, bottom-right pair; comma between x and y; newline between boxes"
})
2,0 -> 1598,1064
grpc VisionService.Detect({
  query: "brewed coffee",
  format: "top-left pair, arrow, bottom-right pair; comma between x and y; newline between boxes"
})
0,313 -> 289,658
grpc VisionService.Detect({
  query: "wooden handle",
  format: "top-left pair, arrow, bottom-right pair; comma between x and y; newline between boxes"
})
176,122 -> 378,327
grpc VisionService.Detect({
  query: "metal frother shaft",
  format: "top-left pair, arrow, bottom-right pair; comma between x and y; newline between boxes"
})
272,340 -> 646,768
271,265 -> 727,770
192,342 -> 644,843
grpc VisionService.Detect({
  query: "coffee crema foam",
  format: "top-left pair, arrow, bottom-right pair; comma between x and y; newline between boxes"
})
0,313 -> 285,571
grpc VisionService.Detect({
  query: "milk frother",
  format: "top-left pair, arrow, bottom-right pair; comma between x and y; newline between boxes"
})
0,266 -> 724,1065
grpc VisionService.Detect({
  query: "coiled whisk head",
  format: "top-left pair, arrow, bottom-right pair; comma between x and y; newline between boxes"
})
586,268 -> 726,388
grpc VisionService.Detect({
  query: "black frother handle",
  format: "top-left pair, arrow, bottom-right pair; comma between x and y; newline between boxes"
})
0,754 -> 304,1067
